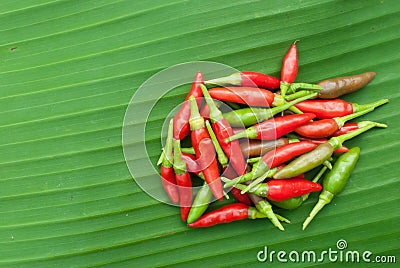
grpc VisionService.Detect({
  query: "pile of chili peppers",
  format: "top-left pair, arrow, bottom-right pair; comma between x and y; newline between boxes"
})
157,42 -> 388,230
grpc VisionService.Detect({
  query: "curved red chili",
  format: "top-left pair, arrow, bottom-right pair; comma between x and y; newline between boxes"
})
208,87 -> 274,107
225,113 -> 316,142
201,85 -> 247,176
173,72 -> 204,140
189,96 -> 224,200
294,98 -> 388,119
188,203 -> 266,228
173,139 -> 192,221
160,119 -> 179,204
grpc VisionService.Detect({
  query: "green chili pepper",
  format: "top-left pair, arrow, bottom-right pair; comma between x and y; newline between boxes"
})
302,147 -> 361,230
223,92 -> 317,127
186,182 -> 213,224
273,121 -> 386,179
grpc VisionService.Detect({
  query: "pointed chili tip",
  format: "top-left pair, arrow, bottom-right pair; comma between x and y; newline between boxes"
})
293,40 -> 300,45
194,71 -> 204,83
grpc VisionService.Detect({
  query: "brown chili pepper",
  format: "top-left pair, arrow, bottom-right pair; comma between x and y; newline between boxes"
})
239,138 -> 289,158
318,72 -> 376,99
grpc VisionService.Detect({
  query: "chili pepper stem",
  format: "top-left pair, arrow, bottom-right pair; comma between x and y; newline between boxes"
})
205,73 -> 242,87
334,107 -> 374,129
157,150 -> 165,166
353,98 -> 389,113
285,90 -> 313,101
323,160 -> 332,170
302,190 -> 334,230
162,119 -> 174,168
329,121 -> 387,150
225,127 -> 258,142
206,120 -> 229,166
275,214 -> 291,224
288,83 -> 323,93
255,200 -> 285,231
247,157 -> 261,163
173,139 -> 186,174
189,96 -> 205,130
181,147 -> 195,154
280,82 -> 290,98
224,161 -> 268,187
241,168 -> 277,194
201,84 -> 224,122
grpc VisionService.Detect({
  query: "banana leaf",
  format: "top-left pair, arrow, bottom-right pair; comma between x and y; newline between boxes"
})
0,0 -> 399,267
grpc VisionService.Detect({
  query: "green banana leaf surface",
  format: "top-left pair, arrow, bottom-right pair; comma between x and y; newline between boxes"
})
1,0 -> 399,267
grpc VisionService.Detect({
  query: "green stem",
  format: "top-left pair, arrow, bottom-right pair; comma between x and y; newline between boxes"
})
302,190 -> 334,230
255,199 -> 285,231
225,126 -> 258,142
241,168 -> 277,194
247,157 -> 261,163
275,214 -> 291,224
189,96 -> 205,130
334,107 -> 374,128
285,90 -> 313,101
224,161 -> 268,187
157,150 -> 165,166
329,121 -> 387,150
288,83 -> 323,93
162,119 -> 174,168
181,147 -> 195,155
200,84 -> 224,122
353,98 -> 389,113
280,82 -> 290,98
173,139 -> 187,175
205,120 -> 229,166
323,160 -> 332,170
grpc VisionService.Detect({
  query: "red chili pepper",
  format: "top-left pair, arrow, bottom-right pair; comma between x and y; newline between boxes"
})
173,139 -> 192,221
234,178 -> 322,202
188,203 -> 266,228
205,71 -> 280,90
225,113 -> 316,142
280,41 -> 298,97
331,122 -> 361,136
160,119 -> 179,204
173,72 -> 204,140
201,85 -> 247,176
294,107 -> 374,138
225,141 -> 317,187
189,96 -> 224,200
208,87 -> 274,107
297,136 -> 349,154
294,99 -> 388,119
